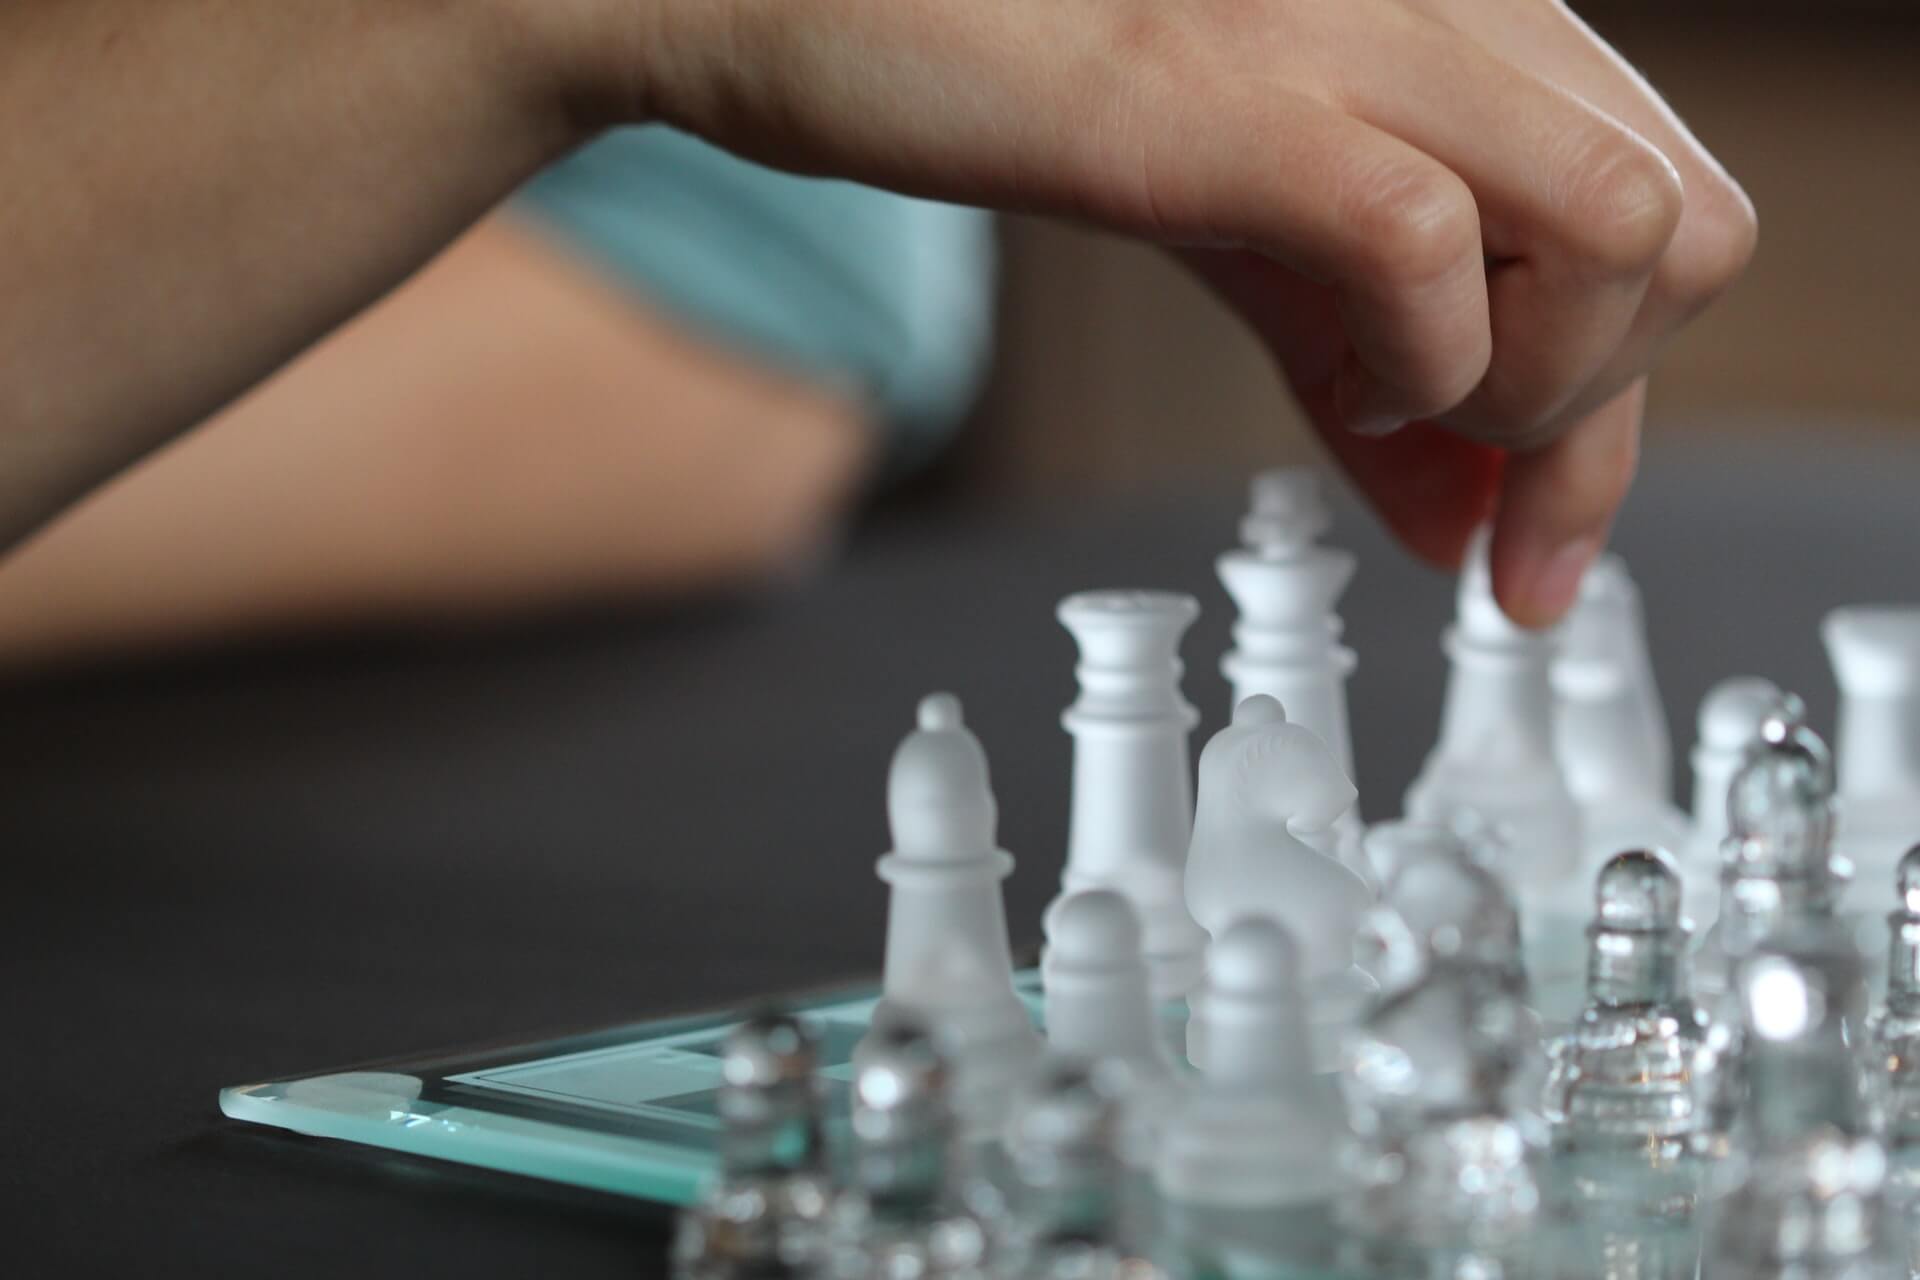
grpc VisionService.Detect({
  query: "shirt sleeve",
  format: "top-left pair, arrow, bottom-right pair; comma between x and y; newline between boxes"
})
511,126 -> 997,474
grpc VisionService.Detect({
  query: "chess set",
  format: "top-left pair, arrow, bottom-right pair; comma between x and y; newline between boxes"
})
222,468 -> 1920,1277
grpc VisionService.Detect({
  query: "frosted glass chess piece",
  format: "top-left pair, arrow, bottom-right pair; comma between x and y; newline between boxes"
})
826,1012 -> 996,1280
672,1013 -> 835,1280
872,694 -> 1041,1133
1215,468 -> 1363,858
1552,555 -> 1690,865
1055,590 -> 1211,1001
1156,918 -> 1345,1276
999,1058 -> 1163,1280
1542,851 -> 1718,1256
1863,846 -> 1920,1149
1184,694 -> 1375,1057
1039,890 -> 1175,1161
1825,607 -> 1920,907
1338,955 -> 1549,1277
1683,676 -> 1784,929
1700,923 -> 1898,1279
1041,890 -> 1172,1084
1405,524 -> 1584,935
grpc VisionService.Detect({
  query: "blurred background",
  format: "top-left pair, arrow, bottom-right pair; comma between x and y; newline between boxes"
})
0,2 -> 1913,666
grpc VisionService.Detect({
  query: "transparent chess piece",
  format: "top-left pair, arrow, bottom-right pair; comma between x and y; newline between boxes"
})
1700,921 -> 1897,1279
824,1012 -> 996,1279
1539,851 -> 1715,1279
1354,837 -> 1530,1005
998,1057 -> 1163,1280
1863,845 -> 1920,1149
1338,960 -> 1549,1277
1693,706 -> 1847,1007
672,1012 -> 835,1279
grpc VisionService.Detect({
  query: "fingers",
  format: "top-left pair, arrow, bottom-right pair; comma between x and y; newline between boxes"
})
1412,0 -> 1758,432
1331,5 -> 1682,445
1489,378 -> 1644,628
1185,247 -> 1502,570
1132,89 -> 1496,438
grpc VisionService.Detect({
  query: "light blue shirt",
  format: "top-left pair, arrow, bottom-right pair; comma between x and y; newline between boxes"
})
514,127 -> 996,473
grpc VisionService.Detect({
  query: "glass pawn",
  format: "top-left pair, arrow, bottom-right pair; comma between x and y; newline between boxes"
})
1701,921 -> 1896,1279
672,1011 -> 835,1279
1338,960 -> 1548,1277
1540,851 -> 1715,1279
1545,849 -> 1718,1162
998,1057 -> 1162,1280
1693,704 -> 1846,1007
1355,834 -> 1530,1004
1864,845 -> 1920,1149
823,1011 -> 995,1279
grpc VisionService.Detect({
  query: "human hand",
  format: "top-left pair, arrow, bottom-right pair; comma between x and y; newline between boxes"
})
585,0 -> 1754,623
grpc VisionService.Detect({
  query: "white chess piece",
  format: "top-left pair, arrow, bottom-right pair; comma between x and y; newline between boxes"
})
1216,469 -> 1362,853
872,693 -> 1040,1130
1041,889 -> 1174,1167
1552,554 -> 1689,864
1041,889 -> 1172,1083
1055,590 -> 1211,1001
1824,606 -> 1920,903
1404,524 -> 1584,930
1157,917 -> 1342,1209
1681,675 -> 1781,928
1184,694 -> 1374,1058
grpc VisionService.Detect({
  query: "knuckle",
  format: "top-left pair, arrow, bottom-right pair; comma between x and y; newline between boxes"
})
1467,367 -> 1559,443
1557,131 -> 1685,276
1343,161 -> 1481,293
1661,172 -> 1760,311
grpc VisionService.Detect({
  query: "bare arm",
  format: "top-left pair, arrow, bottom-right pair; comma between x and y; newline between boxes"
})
0,0 -> 1756,626
0,0 -> 597,549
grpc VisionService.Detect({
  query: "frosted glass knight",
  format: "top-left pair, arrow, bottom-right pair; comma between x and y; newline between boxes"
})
1184,694 -> 1373,1046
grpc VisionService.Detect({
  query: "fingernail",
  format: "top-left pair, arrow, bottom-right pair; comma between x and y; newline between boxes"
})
1522,536 -> 1600,625
1334,365 -> 1408,438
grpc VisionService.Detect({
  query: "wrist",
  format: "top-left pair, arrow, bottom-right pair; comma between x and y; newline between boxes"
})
491,0 -> 664,134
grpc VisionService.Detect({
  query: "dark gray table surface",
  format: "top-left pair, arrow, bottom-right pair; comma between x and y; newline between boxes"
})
4,434 -> 1916,1274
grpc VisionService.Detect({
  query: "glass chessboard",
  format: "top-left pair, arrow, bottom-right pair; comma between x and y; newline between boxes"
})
220,974 -> 1043,1207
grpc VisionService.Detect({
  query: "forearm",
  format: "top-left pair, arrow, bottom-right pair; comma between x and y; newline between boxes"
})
0,0 -> 597,549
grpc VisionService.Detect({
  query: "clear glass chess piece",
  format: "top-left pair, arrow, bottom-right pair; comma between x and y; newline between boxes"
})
997,1057 -> 1163,1280
1539,852 -> 1715,1279
1355,839 -> 1531,1007
1545,850 -> 1718,1164
824,1012 -> 996,1280
1700,921 -> 1898,1279
1337,961 -> 1548,1278
672,1012 -> 836,1279
1865,846 -> 1920,1149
